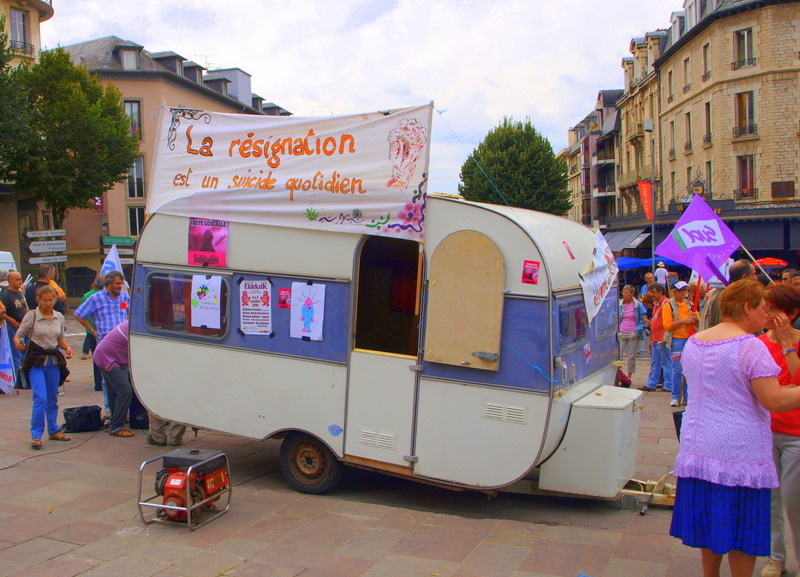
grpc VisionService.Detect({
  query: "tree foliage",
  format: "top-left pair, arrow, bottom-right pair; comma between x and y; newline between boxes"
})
0,17 -> 35,185
1,43 -> 139,227
458,117 -> 571,216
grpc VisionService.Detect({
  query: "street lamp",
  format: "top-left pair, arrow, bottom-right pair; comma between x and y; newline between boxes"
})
644,119 -> 655,272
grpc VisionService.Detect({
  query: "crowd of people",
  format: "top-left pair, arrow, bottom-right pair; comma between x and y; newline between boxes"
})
620,261 -> 800,577
1,267 -> 185,451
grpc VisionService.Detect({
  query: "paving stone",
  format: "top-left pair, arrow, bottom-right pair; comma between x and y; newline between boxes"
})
6,553 -> 102,577
77,554 -> 169,577
0,537 -> 78,577
361,552 -> 458,577
603,557 -> 667,577
457,542 -> 529,577
157,549 -> 243,577
518,539 -> 612,577
390,524 -> 485,563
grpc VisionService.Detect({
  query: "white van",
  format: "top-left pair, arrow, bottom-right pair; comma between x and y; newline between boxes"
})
0,251 -> 16,272
130,194 -> 642,498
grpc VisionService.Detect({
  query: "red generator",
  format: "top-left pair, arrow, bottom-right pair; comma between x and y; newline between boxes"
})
138,448 -> 232,529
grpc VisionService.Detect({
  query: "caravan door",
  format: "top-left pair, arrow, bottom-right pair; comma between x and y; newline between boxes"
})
344,236 -> 422,470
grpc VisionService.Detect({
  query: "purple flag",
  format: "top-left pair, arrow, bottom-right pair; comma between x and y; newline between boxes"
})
655,195 -> 741,283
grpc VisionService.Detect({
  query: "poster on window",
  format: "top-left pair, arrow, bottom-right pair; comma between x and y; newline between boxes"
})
578,231 -> 619,324
289,282 -> 325,341
188,218 -> 229,268
240,280 -> 272,335
190,275 -> 223,329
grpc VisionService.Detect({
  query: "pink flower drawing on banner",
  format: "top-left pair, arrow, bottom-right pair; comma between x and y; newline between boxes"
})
399,202 -> 422,227
386,118 -> 428,190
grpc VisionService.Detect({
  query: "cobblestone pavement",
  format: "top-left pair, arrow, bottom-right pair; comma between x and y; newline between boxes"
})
0,317 -> 793,577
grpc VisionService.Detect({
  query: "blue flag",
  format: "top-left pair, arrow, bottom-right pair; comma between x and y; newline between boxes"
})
0,321 -> 14,394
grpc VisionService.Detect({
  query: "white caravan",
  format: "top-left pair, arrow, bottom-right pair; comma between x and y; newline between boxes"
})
130,194 -> 642,498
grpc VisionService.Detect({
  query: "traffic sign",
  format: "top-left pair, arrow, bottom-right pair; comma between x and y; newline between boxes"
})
27,229 -> 66,238
103,236 -> 135,246
103,247 -> 134,256
29,255 -> 68,264
27,240 -> 67,253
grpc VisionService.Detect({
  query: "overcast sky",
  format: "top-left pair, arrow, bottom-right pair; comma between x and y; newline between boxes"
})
40,0 -> 680,194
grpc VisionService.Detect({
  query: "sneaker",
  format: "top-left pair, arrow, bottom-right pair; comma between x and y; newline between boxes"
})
147,435 -> 167,447
761,559 -> 785,577
670,399 -> 679,407
637,386 -> 656,392
80,354 -> 88,360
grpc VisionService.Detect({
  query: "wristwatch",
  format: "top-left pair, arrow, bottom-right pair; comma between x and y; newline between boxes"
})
782,347 -> 796,355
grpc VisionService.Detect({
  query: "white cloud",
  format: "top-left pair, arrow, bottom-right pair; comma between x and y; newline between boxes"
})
40,0 -> 679,193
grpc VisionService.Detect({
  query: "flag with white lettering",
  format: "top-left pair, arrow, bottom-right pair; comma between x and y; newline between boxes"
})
656,195 -> 741,283
100,244 -> 123,278
0,322 -> 15,394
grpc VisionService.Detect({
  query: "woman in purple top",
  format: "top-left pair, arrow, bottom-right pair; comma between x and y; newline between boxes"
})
670,279 -> 800,577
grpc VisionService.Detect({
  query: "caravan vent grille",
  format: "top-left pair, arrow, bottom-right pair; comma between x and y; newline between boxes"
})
483,401 -> 527,424
359,428 -> 396,450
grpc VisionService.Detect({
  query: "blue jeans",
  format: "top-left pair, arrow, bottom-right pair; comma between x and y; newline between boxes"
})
101,366 -> 133,434
29,362 -> 61,439
670,337 -> 688,402
646,341 -> 673,391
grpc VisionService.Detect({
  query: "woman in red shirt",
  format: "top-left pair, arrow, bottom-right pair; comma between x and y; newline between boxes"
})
758,284 -> 800,577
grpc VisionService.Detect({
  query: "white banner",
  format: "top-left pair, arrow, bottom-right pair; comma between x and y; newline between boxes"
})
579,231 -> 619,324
148,105 -> 433,241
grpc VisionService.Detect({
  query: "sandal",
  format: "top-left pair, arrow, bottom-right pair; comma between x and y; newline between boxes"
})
109,429 -> 135,438
48,431 -> 71,441
31,439 -> 42,449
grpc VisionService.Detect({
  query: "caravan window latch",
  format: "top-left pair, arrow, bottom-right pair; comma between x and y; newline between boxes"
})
471,351 -> 499,362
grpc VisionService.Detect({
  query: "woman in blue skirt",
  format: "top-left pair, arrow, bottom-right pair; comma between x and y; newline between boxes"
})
671,279 -> 800,577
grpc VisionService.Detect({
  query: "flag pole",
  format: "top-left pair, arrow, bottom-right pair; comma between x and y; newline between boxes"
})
739,245 -> 777,284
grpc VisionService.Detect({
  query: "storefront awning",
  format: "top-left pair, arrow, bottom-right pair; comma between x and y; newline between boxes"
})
603,229 -> 649,252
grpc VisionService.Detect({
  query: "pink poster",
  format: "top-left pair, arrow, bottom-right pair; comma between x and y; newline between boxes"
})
278,288 -> 291,309
188,218 -> 229,267
521,260 -> 540,285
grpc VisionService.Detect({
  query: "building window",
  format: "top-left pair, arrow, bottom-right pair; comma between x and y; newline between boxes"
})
703,102 -> 712,144
128,206 -> 146,236
670,171 -> 676,199
687,166 -> 693,192
127,157 -> 145,198
705,161 -> 713,196
667,71 -> 674,102
121,49 -> 139,71
669,121 -> 675,156
683,58 -> 691,92
733,92 -> 756,137
9,9 -> 32,55
702,43 -> 711,81
124,101 -> 141,139
733,28 -> 756,69
736,155 -> 755,198
684,112 -> 692,151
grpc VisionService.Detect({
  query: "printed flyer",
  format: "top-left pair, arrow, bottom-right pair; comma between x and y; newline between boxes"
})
289,282 -> 326,341
190,275 -> 222,329
188,218 -> 229,267
240,280 -> 273,335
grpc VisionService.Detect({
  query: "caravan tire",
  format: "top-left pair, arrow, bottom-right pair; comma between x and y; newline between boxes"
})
279,433 -> 343,494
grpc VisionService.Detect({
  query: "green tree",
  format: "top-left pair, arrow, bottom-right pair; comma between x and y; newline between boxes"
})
6,47 -> 139,227
0,16 -> 36,185
459,117 -> 571,216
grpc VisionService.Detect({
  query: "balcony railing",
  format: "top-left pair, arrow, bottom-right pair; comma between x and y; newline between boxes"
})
684,141 -> 693,152
731,57 -> 757,70
626,123 -> 644,141
702,71 -> 711,82
734,187 -> 758,200
683,83 -> 692,93
668,147 -> 676,159
596,149 -> 615,161
703,133 -> 713,145
667,94 -> 674,103
732,124 -> 758,138
10,40 -> 34,56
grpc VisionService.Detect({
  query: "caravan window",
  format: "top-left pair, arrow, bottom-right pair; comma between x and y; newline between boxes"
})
145,272 -> 229,338
557,299 -> 588,350
592,294 -> 617,341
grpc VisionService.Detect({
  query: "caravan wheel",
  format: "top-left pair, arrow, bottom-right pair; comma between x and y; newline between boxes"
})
279,433 -> 343,494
